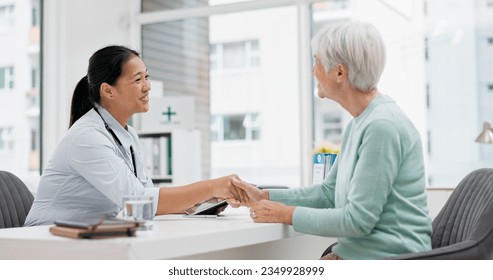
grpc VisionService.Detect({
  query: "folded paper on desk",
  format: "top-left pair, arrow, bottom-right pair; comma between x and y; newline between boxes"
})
49,218 -> 143,239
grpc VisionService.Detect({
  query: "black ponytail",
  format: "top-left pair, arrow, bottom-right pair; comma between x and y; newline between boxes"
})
69,76 -> 93,127
68,45 -> 140,128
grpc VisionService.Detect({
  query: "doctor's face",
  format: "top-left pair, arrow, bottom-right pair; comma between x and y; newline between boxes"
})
112,55 -> 151,115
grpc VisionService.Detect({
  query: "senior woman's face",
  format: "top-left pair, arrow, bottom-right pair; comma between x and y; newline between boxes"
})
312,55 -> 338,100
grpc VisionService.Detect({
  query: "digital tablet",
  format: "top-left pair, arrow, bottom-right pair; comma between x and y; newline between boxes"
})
185,198 -> 228,216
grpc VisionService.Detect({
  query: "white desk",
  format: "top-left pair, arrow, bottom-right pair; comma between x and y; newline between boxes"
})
0,208 -> 335,260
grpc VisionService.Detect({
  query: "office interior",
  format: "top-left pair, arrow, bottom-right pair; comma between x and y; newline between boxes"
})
0,0 -> 493,260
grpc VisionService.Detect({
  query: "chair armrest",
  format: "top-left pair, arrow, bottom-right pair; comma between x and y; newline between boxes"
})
388,240 -> 479,260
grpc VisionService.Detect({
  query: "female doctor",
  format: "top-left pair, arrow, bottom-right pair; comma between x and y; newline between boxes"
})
24,45 -> 240,226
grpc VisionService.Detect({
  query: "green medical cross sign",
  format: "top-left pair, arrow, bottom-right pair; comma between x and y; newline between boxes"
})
162,106 -> 177,121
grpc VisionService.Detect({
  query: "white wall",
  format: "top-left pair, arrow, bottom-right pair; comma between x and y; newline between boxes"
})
42,0 -> 137,167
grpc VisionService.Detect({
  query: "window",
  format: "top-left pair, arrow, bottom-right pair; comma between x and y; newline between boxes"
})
210,40 -> 260,73
211,113 -> 261,142
223,42 -> 246,69
0,66 -> 14,90
310,0 -> 493,186
425,0 -> 493,183
224,115 -> 246,140
210,44 -> 218,71
210,115 -> 221,142
0,5 -> 15,31
249,40 -> 260,67
243,113 -> 261,140
0,127 -> 14,152
321,113 -> 342,144
30,129 -> 37,151
425,37 -> 429,61
31,67 -> 39,88
140,0 -> 493,188
28,125 -> 39,171
0,0 -> 41,180
31,2 -> 39,27
142,3 -> 300,186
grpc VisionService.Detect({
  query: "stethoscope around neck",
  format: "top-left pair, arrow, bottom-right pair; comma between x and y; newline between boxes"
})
93,107 -> 137,178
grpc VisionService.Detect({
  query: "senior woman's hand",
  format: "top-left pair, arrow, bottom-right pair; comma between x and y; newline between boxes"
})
249,200 -> 295,224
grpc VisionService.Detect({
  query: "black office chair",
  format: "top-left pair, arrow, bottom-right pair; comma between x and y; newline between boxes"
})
321,168 -> 493,260
0,170 -> 34,228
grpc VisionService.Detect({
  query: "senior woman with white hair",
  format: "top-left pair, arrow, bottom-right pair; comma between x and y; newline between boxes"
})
231,21 -> 432,259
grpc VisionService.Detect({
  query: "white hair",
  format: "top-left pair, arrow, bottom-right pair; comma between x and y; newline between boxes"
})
311,21 -> 386,92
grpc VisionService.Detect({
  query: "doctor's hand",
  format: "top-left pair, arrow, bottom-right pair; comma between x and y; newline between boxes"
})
209,174 -> 242,208
249,200 -> 295,225
231,178 -> 269,207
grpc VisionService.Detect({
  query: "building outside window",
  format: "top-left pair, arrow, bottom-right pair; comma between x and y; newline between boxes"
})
0,127 -> 14,152
0,4 -> 15,31
211,113 -> 261,142
224,115 -> 246,140
0,66 -> 14,90
31,2 -> 39,27
321,112 -> 342,144
141,1 -> 301,186
139,0 -> 493,188
243,113 -> 261,140
210,39 -> 260,73
0,0 -> 41,185
426,0 -> 493,185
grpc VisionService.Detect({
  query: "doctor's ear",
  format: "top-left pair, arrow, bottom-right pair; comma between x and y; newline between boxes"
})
100,83 -> 113,99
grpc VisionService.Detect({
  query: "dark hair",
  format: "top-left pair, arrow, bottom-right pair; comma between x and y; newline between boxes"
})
69,45 -> 140,127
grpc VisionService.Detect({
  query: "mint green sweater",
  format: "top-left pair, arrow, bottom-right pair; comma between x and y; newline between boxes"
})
269,95 -> 432,260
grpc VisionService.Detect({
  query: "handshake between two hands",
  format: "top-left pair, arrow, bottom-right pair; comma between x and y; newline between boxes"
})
214,175 -> 295,225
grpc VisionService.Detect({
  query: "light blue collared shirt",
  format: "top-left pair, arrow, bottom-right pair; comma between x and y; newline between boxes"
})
24,104 -> 160,226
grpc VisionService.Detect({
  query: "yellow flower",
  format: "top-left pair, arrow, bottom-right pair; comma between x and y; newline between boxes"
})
312,140 -> 340,155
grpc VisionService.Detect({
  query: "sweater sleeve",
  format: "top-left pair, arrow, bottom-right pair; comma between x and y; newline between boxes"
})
269,158 -> 338,209
292,120 -> 402,237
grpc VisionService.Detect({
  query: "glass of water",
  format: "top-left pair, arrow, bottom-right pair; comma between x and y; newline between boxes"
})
122,195 -> 154,230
